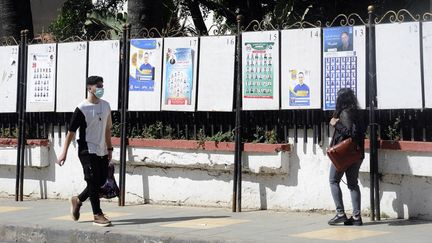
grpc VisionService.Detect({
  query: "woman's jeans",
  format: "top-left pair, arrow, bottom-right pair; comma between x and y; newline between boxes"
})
329,160 -> 362,217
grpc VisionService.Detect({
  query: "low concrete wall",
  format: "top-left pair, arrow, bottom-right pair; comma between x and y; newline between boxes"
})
1,128 -> 432,220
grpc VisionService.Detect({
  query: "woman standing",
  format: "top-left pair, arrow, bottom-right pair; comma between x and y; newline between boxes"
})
328,88 -> 365,226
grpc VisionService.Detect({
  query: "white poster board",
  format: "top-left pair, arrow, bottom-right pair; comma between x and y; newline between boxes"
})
322,26 -> 366,110
197,35 -> 235,111
281,28 -> 321,109
129,38 -> 163,111
242,31 -> 280,110
56,42 -> 87,112
0,46 -> 18,113
88,40 -> 120,110
161,37 -> 199,111
376,22 -> 422,109
423,22 -> 432,108
26,43 -> 57,112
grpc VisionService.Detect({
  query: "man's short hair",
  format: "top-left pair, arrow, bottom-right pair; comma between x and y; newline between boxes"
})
86,76 -> 103,85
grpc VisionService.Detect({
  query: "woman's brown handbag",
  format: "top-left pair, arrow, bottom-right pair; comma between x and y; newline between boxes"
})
327,137 -> 362,172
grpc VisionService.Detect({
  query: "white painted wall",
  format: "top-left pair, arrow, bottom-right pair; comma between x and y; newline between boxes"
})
1,129 -> 432,220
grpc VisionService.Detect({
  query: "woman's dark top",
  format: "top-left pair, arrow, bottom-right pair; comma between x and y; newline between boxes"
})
331,108 -> 366,158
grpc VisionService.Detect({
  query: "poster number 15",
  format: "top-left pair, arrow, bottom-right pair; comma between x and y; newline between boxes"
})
269,33 -> 277,41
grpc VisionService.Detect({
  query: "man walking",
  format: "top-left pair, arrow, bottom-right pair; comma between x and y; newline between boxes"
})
57,76 -> 113,227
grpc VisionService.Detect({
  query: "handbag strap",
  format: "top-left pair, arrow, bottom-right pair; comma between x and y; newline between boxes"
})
330,126 -> 336,147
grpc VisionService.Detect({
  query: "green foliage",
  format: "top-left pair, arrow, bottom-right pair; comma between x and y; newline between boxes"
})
252,127 -> 278,144
142,121 -> 164,139
0,127 -> 18,138
49,0 -> 93,38
49,0 -> 126,39
111,121 -> 121,137
207,130 -> 234,143
84,11 -> 126,39
385,117 -> 401,141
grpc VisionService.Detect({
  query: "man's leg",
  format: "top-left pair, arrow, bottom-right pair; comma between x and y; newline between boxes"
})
89,155 -> 111,226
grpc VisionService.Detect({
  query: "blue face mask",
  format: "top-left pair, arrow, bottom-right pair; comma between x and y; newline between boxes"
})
94,87 -> 104,99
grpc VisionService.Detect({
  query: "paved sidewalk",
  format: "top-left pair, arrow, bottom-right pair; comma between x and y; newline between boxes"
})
0,198 -> 430,243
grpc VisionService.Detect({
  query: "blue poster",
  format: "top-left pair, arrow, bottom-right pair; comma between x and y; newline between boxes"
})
129,39 -> 157,91
323,26 -> 353,52
323,26 -> 357,110
164,48 -> 194,105
288,69 -> 310,106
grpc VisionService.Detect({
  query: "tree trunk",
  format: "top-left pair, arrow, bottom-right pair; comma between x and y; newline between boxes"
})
128,0 -> 169,37
0,0 -> 19,38
0,0 -> 33,40
186,0 -> 208,35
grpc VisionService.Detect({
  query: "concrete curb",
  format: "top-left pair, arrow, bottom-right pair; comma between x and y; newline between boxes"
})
0,224 -> 248,243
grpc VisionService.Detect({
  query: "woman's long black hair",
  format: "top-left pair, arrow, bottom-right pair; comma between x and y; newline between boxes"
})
333,88 -> 359,117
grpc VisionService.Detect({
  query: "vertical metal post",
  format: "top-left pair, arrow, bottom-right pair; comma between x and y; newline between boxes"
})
233,15 -> 243,212
19,30 -> 29,201
367,5 -> 380,220
15,30 -> 25,201
119,24 -> 130,206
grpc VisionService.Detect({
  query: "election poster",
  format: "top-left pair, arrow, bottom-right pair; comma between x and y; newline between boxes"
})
56,42 -> 87,112
376,22 -> 422,109
161,37 -> 198,112
197,35 -> 235,111
88,40 -> 120,110
26,43 -> 57,112
0,46 -> 18,113
281,28 -> 321,109
323,26 -> 366,110
129,38 -> 163,111
242,31 -> 280,110
423,22 -> 432,108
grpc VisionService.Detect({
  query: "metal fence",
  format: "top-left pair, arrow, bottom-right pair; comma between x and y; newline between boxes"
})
1,6 -> 432,220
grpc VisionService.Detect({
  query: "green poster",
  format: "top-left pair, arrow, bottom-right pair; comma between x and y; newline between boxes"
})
243,42 -> 274,99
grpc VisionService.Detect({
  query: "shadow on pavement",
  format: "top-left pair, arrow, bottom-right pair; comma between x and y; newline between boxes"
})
363,218 -> 432,226
79,215 -> 230,226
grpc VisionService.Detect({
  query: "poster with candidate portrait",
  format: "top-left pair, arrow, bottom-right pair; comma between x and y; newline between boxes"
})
0,46 -> 18,113
26,43 -> 57,112
242,31 -> 280,110
323,26 -> 366,110
376,22 -> 422,109
281,28 -> 321,109
88,40 -> 120,110
161,37 -> 198,112
129,38 -> 163,111
423,22 -> 432,108
56,42 -> 87,112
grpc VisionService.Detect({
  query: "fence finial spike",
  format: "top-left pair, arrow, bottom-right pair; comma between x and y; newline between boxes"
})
368,5 -> 375,14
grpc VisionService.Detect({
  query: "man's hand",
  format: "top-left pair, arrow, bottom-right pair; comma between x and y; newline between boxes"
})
330,117 -> 339,127
57,152 -> 67,166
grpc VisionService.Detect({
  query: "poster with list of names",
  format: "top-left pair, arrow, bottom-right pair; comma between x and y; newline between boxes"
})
56,42 -> 87,112
322,26 -> 366,110
26,43 -> 57,112
0,46 -> 18,113
242,31 -> 280,110
161,37 -> 199,112
281,28 -> 321,109
197,35 -> 236,111
376,22 -> 422,109
88,40 -> 120,110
